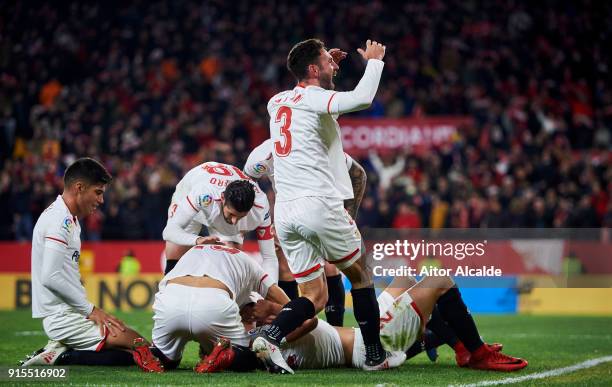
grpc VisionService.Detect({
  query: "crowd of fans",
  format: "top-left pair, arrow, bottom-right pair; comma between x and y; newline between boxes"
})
1,0 -> 610,240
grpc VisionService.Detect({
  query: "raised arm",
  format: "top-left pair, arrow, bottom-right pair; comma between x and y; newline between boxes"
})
308,40 -> 387,115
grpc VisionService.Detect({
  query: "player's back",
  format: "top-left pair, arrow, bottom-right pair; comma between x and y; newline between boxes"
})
159,245 -> 270,307
268,86 -> 346,201
175,162 -> 252,194
282,319 -> 346,369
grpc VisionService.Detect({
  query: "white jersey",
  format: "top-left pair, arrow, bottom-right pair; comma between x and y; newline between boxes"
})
160,245 -> 274,308
281,320 -> 346,369
244,139 -> 354,193
163,162 -> 272,247
281,290 -> 420,370
268,59 -> 384,202
31,195 -> 93,318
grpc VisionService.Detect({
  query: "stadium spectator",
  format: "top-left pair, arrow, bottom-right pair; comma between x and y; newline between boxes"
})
0,1 -> 610,239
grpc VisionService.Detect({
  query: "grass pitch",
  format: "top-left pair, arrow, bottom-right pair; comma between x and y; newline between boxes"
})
0,310 -> 611,386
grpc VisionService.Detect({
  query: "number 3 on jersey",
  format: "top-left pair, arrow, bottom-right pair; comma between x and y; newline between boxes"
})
274,106 -> 292,157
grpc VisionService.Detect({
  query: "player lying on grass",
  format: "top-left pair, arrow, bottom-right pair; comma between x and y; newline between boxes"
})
149,244 -> 292,372
163,162 -> 277,281
245,138 -> 367,326
21,158 -> 163,372
201,274 -> 528,373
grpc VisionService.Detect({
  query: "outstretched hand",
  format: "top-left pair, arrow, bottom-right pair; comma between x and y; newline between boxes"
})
357,39 -> 386,61
195,236 -> 221,245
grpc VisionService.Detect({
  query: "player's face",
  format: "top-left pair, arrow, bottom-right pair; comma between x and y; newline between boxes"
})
77,183 -> 106,217
318,49 -> 338,90
221,202 -> 249,225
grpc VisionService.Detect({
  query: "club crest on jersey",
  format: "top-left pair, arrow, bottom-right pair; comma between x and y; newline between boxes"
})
254,163 -> 267,174
199,194 -> 213,207
62,217 -> 74,233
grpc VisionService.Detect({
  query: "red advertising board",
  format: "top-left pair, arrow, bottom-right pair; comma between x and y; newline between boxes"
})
338,117 -> 473,156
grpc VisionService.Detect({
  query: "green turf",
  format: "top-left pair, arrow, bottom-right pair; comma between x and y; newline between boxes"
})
0,311 -> 611,386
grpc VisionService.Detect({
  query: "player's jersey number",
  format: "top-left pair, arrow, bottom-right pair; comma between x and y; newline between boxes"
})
202,163 -> 250,179
274,106 -> 292,157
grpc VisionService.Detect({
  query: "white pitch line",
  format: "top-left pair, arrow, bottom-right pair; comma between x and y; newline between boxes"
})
14,331 -> 45,336
450,355 -> 612,387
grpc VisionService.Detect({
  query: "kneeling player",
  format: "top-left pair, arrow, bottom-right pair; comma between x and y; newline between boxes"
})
21,158 -> 162,372
150,244 -> 291,371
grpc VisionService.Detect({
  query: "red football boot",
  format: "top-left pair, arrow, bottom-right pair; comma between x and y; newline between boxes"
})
468,344 -> 528,372
454,341 -> 504,367
488,342 -> 503,352
453,341 -> 471,367
194,337 -> 235,373
132,338 -> 164,373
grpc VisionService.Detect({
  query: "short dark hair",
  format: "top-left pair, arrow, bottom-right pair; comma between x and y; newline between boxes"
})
224,180 -> 255,212
287,38 -> 326,81
64,157 -> 112,187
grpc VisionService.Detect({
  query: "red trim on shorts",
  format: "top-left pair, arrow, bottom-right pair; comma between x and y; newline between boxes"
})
95,326 -> 109,352
327,92 -> 338,114
186,196 -> 198,212
45,236 -> 68,246
410,301 -> 424,324
292,263 -> 322,278
335,248 -> 360,264
259,274 -> 269,291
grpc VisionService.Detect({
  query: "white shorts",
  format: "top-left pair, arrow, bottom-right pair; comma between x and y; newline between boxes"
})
152,284 -> 250,362
351,291 -> 424,367
42,310 -> 107,351
378,291 -> 424,352
274,197 -> 362,283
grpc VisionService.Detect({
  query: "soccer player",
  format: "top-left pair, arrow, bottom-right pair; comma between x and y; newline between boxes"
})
244,138 -> 367,326
205,276 -> 528,373
150,244 -> 292,372
252,38 -> 398,372
162,162 -> 276,281
22,158 -> 163,372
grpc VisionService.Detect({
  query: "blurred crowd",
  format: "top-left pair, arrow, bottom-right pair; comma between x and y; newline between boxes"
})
1,0 -> 610,240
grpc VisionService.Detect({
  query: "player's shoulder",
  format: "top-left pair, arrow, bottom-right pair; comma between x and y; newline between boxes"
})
246,140 -> 273,165
267,87 -> 310,110
37,198 -> 78,238
189,180 -> 222,207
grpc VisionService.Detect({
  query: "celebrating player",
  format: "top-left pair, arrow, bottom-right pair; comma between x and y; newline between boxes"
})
150,244 -> 292,372
162,162 -> 276,281
22,158 -> 163,372
252,39 -> 398,372
244,138 -> 367,326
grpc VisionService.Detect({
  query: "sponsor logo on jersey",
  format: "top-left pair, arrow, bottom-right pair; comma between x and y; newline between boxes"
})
199,194 -> 213,207
254,163 -> 267,174
62,217 -> 74,233
264,212 -> 270,221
